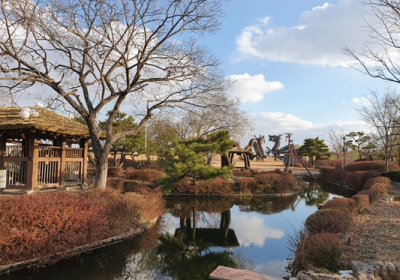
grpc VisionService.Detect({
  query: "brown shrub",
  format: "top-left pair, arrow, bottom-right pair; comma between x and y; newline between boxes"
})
174,177 -> 233,196
358,188 -> 380,203
352,194 -> 370,213
371,183 -> 390,195
0,192 -> 109,265
124,182 -> 160,195
82,189 -> 141,233
346,160 -> 399,172
254,172 -> 299,194
237,177 -> 256,194
305,208 -> 352,234
87,167 -> 96,176
232,169 -> 252,177
297,233 -> 345,272
319,167 -> 345,183
322,197 -> 357,215
315,160 -> 342,168
344,171 -> 380,191
107,166 -> 124,177
106,177 -> 126,192
363,176 -> 391,190
125,168 -> 165,183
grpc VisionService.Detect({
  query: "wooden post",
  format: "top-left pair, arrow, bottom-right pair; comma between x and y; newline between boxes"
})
0,133 -> 6,169
59,137 -> 66,187
26,135 -> 39,190
80,138 -> 88,186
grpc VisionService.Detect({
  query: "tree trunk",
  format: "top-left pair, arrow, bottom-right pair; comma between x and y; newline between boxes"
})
94,151 -> 108,188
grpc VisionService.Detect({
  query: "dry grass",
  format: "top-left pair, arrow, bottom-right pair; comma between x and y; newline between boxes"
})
343,200 -> 400,266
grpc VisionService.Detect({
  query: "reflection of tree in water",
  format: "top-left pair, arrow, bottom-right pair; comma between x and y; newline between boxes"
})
302,182 -> 330,206
159,200 -> 249,280
236,195 -> 298,214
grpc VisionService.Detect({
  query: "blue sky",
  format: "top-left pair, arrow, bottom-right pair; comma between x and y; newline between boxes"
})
200,0 -> 399,147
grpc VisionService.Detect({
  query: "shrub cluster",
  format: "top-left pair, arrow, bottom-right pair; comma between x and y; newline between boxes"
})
173,177 -> 234,196
358,188 -> 380,203
106,177 -> 126,192
315,160 -> 342,168
232,169 -> 252,177
322,197 -> 357,214
107,166 -> 124,177
346,160 -> 399,172
344,170 -> 380,191
305,208 -> 352,234
0,188 -> 165,267
352,194 -> 370,213
296,234 -> 345,272
318,167 -> 345,183
237,177 -> 257,194
253,172 -> 299,194
125,167 -> 165,183
0,192 -> 110,265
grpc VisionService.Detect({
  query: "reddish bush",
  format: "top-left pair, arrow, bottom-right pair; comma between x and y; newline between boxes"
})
363,176 -> 391,189
174,177 -> 233,196
124,182 -> 160,195
254,172 -> 299,194
346,161 -> 399,172
106,177 -> 126,192
232,169 -> 252,177
82,189 -> 141,233
123,160 -> 164,170
344,171 -> 380,191
237,177 -> 256,194
305,208 -> 352,234
358,188 -> 380,203
315,160 -> 341,168
322,197 -> 357,214
319,167 -> 345,183
107,166 -> 124,177
298,233 -> 345,272
125,167 -> 165,183
0,192 -> 109,265
352,194 -> 370,213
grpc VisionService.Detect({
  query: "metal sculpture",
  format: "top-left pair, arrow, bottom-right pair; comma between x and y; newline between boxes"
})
244,135 -> 267,161
266,134 -> 291,161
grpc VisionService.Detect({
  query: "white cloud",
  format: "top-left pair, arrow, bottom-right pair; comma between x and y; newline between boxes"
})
241,111 -> 368,147
235,0 -> 367,66
227,73 -> 284,102
352,97 -> 370,105
233,215 -> 285,247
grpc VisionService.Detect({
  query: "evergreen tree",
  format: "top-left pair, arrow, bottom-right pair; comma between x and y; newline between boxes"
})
298,137 -> 331,165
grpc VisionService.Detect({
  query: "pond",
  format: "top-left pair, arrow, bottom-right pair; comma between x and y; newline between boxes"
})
3,183 -> 354,280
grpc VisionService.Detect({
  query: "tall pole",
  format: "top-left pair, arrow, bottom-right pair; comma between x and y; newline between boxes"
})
342,136 -> 346,171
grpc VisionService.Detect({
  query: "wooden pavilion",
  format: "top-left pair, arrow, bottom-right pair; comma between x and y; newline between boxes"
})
0,106 -> 90,191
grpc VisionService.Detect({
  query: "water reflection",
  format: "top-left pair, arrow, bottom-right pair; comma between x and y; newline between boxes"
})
4,182 -> 345,280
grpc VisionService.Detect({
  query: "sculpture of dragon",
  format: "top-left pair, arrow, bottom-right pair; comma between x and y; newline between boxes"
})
266,134 -> 291,161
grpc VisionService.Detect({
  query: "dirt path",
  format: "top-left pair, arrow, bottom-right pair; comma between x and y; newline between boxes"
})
343,193 -> 400,266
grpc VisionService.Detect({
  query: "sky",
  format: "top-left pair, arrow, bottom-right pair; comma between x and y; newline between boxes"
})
199,0 -> 399,148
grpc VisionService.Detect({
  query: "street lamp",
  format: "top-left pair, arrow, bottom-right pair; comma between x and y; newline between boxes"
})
342,136 -> 346,171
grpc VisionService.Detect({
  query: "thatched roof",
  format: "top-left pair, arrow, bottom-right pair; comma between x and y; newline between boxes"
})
0,107 -> 91,137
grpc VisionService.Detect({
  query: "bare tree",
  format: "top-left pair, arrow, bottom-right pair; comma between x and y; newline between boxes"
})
0,0 -> 228,188
344,0 -> 400,84
327,129 -> 347,160
357,89 -> 400,171
164,97 -> 254,142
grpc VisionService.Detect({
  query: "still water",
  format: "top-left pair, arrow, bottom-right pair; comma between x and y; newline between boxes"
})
3,183 -> 354,280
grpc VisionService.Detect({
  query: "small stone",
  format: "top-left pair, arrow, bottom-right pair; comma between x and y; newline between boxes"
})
386,262 -> 396,272
396,266 -> 400,272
